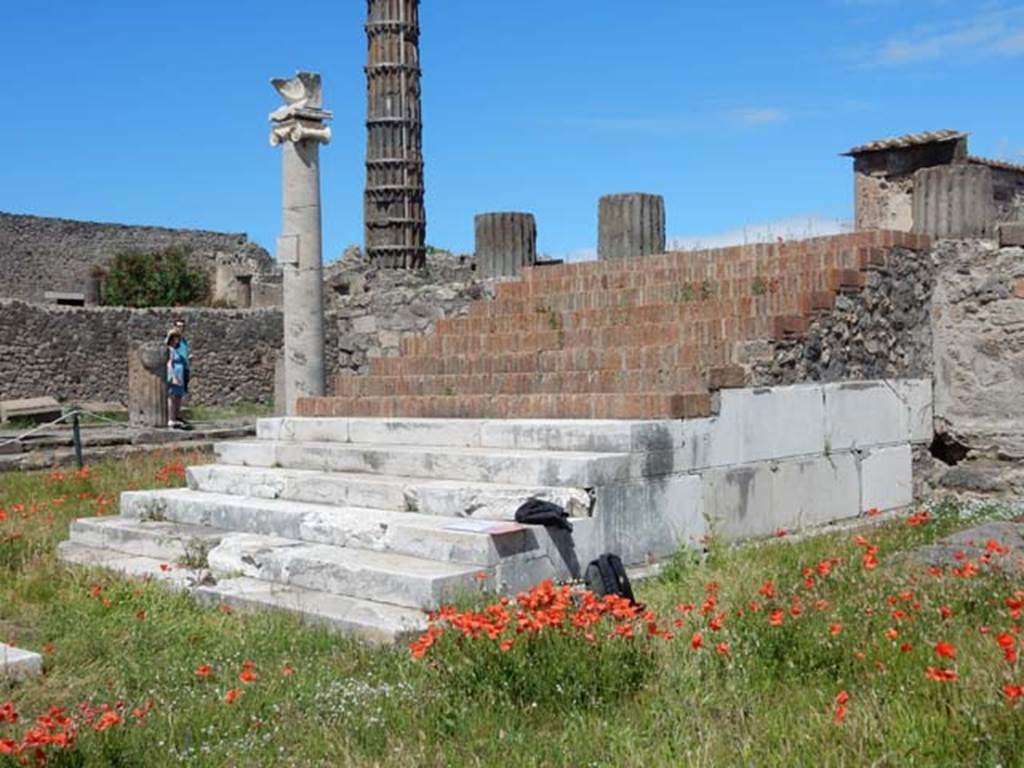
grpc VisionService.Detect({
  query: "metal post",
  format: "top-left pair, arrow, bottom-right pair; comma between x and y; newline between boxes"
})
71,412 -> 83,469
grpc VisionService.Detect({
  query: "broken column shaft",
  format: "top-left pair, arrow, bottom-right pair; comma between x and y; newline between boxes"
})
270,72 -> 332,415
474,212 -> 537,278
597,193 -> 666,260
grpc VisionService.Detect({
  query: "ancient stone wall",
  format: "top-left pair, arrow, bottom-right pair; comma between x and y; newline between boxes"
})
931,240 -> 1024,459
0,250 -> 486,406
750,246 -> 936,386
325,250 -> 490,374
0,301 -> 287,406
0,212 -> 273,304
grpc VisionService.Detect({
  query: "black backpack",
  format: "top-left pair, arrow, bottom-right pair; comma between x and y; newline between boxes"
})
514,499 -> 573,532
584,553 -> 636,605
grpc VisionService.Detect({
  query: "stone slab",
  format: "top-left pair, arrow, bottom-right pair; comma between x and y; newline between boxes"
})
186,464 -> 592,519
998,222 -> 1024,247
70,517 -> 224,564
709,385 -> 826,466
825,381 -> 906,451
205,533 -> 485,609
119,488 -> 545,566
0,396 -> 61,424
704,452 -> 862,541
195,577 -> 426,644
895,379 -> 934,444
1,643 -> 43,680
860,444 -> 913,513
215,440 -> 634,487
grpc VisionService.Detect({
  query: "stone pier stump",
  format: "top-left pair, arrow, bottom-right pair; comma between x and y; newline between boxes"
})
475,212 -> 537,278
128,343 -> 167,428
598,193 -> 666,261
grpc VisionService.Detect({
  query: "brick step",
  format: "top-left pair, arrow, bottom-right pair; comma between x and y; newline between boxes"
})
504,256 -> 869,299
332,368 -> 709,397
443,292 -> 840,335
518,231 -> 926,282
473,276 -> 853,318
370,343 -> 733,377
399,318 -> 776,357
299,392 -> 714,420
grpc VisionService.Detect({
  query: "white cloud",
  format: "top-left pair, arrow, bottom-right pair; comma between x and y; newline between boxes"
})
851,6 -> 1024,66
732,107 -> 789,126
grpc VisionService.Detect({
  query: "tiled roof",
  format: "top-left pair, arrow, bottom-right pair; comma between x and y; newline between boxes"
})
843,130 -> 967,156
969,155 -> 1024,174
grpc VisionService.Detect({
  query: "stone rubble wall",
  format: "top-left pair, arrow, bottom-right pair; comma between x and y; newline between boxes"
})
0,211 -> 274,304
0,252 -> 487,406
0,301 -> 286,406
931,240 -> 1024,459
325,250 -> 492,375
750,246 -> 936,386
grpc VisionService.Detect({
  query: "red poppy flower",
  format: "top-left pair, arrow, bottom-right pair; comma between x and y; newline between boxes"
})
691,632 -> 704,650
834,690 -> 850,724
1005,684 -> 1022,701
224,688 -> 242,704
715,642 -> 730,656
934,642 -> 956,659
830,624 -> 843,637
925,667 -> 958,683
769,610 -> 785,627
194,664 -> 212,678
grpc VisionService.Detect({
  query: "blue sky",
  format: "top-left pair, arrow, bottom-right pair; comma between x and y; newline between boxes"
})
1,1 -> 1022,260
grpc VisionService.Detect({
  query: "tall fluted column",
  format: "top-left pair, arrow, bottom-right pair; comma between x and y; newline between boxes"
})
269,72 -> 332,415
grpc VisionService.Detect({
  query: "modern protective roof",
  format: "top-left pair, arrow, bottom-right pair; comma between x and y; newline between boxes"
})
843,130 -> 967,156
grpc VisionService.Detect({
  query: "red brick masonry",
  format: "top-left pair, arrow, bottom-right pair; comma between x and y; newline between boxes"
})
299,230 -> 932,420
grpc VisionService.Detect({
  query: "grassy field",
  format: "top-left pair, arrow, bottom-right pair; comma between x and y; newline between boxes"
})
1,455 -> 1023,767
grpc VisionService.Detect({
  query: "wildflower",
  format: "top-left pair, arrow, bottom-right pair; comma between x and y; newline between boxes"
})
834,690 -> 850,724
218,603 -> 233,615
0,702 -> 16,724
281,665 -> 295,676
830,624 -> 843,637
159,563 -> 171,573
1004,684 -> 1022,702
715,642 -> 730,656
925,667 -> 958,683
758,580 -> 776,599
499,639 -> 514,653
934,642 -> 956,659
775,528 -> 788,538
939,606 -> 953,620
885,628 -> 899,641
475,571 -> 488,582
224,688 -> 242,704
194,665 -> 212,678
94,711 -> 121,731
900,643 -> 913,653
135,610 -> 146,621
907,510 -> 930,526
866,507 -> 881,517
769,610 -> 784,627
691,633 -> 704,650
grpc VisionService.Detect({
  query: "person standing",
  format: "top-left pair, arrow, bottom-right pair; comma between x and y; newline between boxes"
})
165,326 -> 189,429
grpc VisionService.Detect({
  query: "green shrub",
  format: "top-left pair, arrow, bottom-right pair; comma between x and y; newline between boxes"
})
101,246 -> 207,308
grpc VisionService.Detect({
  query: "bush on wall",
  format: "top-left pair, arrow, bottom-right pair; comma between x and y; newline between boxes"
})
101,246 -> 208,307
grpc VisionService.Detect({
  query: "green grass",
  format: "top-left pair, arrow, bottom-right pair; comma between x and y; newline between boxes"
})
1,457 -> 1023,767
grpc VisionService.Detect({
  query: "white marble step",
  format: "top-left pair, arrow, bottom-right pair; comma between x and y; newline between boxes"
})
118,488 -> 549,566
56,542 -> 425,644
258,417 -> 683,454
186,464 -> 593,520
194,577 -> 426,644
69,517 -> 225,564
214,440 -> 633,487
205,533 -> 487,610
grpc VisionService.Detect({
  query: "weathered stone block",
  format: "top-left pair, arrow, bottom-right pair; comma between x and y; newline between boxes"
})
1,644 -> 43,680
998,222 -> 1024,247
860,444 -> 913,512
0,396 -> 61,424
825,382 -> 905,451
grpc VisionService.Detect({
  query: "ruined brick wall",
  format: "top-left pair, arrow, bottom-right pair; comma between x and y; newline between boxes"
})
749,246 -> 936,386
0,212 -> 273,303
